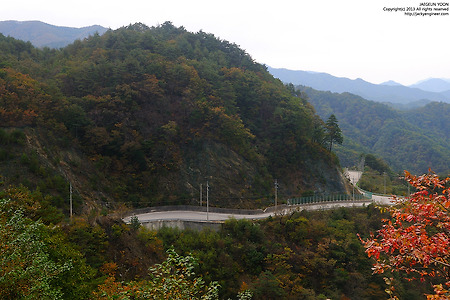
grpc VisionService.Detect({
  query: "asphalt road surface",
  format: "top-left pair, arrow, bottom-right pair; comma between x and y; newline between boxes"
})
346,170 -> 395,205
123,200 -> 374,224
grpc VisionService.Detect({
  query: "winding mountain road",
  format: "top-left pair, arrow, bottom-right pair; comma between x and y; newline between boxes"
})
124,170 -> 395,225
347,170 -> 396,205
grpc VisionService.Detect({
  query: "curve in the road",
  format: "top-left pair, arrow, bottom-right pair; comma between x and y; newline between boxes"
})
124,199 -> 379,225
124,170 -> 396,225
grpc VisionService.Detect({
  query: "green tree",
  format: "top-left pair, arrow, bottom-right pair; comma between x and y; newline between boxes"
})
0,198 -> 71,299
144,248 -> 220,299
94,248 -> 220,299
325,114 -> 343,152
0,188 -> 95,300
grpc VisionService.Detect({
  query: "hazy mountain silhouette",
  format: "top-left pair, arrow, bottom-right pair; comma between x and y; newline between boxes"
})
0,20 -> 108,48
380,80 -> 403,86
268,67 -> 449,106
409,78 -> 450,93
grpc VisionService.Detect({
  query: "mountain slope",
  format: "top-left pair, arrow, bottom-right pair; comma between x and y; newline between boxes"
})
0,20 -> 108,48
404,102 -> 450,141
269,67 -> 449,106
298,86 -> 450,174
0,23 -> 349,213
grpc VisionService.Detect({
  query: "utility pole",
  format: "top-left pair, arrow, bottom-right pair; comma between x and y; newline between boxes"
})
383,172 -> 387,194
200,183 -> 202,206
274,179 -> 278,215
69,183 -> 73,221
359,156 -> 365,173
352,181 -> 355,204
206,180 -> 209,221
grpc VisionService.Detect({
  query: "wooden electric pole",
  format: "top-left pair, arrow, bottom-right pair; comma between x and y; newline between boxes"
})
206,180 -> 209,221
275,179 -> 278,215
69,183 -> 73,220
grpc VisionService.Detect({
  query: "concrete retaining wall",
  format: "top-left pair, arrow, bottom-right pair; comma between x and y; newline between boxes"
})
141,219 -> 223,231
124,205 -> 265,218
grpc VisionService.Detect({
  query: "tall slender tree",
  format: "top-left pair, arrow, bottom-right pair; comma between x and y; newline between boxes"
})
325,114 -> 343,151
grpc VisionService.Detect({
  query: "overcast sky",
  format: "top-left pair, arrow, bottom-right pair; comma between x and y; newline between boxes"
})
1,0 -> 449,85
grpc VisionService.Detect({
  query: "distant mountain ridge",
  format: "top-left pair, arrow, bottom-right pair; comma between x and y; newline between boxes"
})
0,20 -> 108,48
380,80 -> 403,86
269,67 -> 450,107
410,78 -> 450,93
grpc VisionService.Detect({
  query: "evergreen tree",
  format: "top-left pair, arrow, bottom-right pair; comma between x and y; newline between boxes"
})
325,114 -> 343,151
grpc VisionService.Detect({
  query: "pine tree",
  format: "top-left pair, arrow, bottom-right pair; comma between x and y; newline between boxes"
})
325,114 -> 343,151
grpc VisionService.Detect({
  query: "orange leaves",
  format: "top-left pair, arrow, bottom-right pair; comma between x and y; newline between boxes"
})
0,68 -> 57,127
132,74 -> 164,99
361,171 -> 450,297
426,284 -> 450,299
220,67 -> 245,80
100,262 -> 118,276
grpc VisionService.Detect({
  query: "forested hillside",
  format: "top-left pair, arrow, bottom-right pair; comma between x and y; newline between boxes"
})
0,22 -> 349,214
404,101 -> 450,142
299,86 -> 450,174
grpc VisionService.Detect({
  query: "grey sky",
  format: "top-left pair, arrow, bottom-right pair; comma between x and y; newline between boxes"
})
1,0 -> 449,85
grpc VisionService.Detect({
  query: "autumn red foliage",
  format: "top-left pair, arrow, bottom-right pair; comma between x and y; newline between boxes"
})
361,171 -> 450,299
